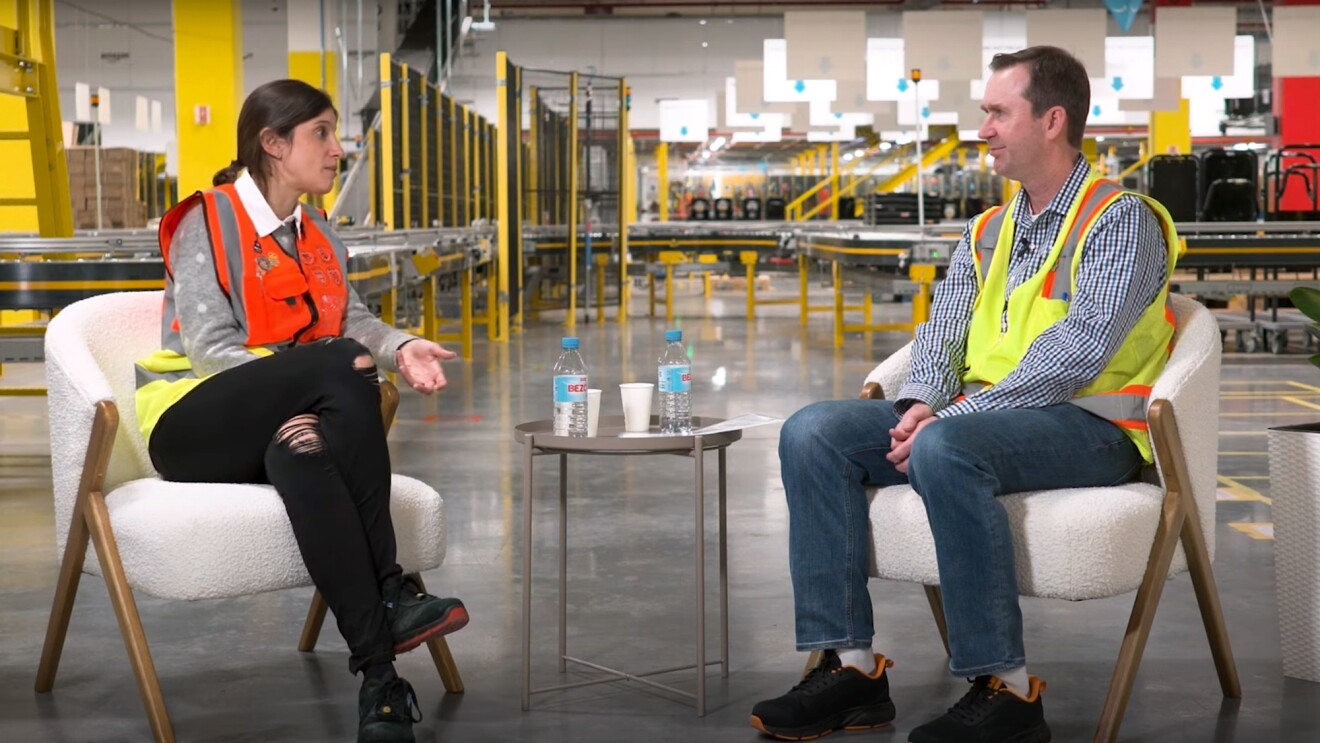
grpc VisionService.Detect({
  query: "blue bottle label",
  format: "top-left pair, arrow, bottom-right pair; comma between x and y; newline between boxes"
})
658,365 -> 691,394
554,374 -> 588,403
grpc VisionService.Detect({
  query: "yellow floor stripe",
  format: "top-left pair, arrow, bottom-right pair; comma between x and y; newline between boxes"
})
1216,475 -> 1271,504
1221,411 -> 1316,417
1222,380 -> 1306,386
1285,381 -> 1320,393
1282,396 -> 1320,412
1228,522 -> 1274,541
1221,391 -> 1320,399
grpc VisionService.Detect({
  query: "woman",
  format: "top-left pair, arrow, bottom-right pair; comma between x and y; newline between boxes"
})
134,79 -> 465,743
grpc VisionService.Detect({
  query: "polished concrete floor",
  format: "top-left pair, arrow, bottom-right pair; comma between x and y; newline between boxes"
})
3,284 -> 1320,742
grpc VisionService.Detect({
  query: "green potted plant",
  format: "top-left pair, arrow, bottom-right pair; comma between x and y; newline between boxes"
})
1268,284 -> 1320,682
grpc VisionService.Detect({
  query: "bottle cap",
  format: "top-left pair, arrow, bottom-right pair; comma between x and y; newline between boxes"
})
665,329 -> 682,342
561,337 -> 579,349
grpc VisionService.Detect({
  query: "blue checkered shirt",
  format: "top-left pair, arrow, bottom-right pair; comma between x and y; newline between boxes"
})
896,155 -> 1169,418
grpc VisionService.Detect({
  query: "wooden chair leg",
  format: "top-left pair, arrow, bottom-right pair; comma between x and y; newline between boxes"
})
426,636 -> 465,693
408,573 -> 464,693
298,590 -> 329,652
86,492 -> 175,743
35,494 -> 92,693
1094,484 -> 1187,742
924,584 -> 951,658
36,401 -> 116,694
1181,506 -> 1243,697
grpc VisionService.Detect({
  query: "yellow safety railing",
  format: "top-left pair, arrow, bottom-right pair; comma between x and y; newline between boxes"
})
874,134 -> 961,193
785,148 -> 867,221
799,146 -> 912,221
1117,154 -> 1152,181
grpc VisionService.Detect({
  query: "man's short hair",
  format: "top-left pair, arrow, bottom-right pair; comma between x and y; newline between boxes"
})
989,46 -> 1091,149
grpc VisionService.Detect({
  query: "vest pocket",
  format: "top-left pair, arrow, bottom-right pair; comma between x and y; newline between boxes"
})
254,268 -> 312,342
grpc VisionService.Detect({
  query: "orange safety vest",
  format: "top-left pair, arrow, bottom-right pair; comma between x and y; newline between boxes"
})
157,183 -> 348,352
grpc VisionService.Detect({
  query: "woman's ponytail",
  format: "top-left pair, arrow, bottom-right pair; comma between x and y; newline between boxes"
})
212,158 -> 244,186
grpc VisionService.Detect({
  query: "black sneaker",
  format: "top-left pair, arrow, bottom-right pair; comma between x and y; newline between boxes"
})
358,676 -> 421,743
383,575 -> 469,653
907,675 -> 1051,743
750,651 -> 897,741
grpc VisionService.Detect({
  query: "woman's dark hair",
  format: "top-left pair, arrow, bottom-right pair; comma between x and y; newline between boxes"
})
989,46 -> 1090,149
212,79 -> 337,186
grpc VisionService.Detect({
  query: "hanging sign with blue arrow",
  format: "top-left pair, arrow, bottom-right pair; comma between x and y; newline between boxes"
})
1104,0 -> 1143,34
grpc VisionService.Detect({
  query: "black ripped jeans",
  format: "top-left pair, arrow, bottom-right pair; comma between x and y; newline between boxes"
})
149,338 -> 401,674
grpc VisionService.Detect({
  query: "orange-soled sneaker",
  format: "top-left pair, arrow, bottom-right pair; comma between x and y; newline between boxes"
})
906,675 -> 1051,743
749,651 -> 897,741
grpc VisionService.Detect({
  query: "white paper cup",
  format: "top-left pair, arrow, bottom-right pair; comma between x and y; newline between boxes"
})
587,389 -> 602,437
620,382 -> 654,433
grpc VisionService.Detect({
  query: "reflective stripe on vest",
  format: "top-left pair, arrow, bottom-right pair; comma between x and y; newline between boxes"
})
134,364 -> 196,388
971,205 -> 1006,284
1039,179 -> 1124,301
973,179 -> 1125,299
1068,384 -> 1153,431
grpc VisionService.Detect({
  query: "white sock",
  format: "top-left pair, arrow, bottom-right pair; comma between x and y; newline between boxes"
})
836,648 -> 877,675
995,666 -> 1031,697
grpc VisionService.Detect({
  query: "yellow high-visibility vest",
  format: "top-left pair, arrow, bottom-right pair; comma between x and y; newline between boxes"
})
961,172 -> 1182,463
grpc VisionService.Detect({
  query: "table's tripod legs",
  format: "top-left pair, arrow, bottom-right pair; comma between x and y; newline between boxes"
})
559,453 -> 568,673
719,447 -> 729,679
694,437 -> 706,716
521,436 -> 535,711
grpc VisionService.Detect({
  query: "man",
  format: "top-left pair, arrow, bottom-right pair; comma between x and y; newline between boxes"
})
750,46 -> 1181,743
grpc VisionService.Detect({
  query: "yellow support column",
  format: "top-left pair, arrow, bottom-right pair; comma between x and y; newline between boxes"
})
656,141 -> 668,221
741,251 -> 758,319
173,0 -> 243,197
618,79 -> 631,323
1149,98 -> 1191,157
659,250 -> 683,324
799,252 -> 809,326
469,107 -> 480,224
495,52 -> 511,342
400,64 -> 411,228
286,0 -> 340,210
461,266 -> 474,360
420,80 -> 429,227
473,112 -> 482,222
528,86 -> 539,225
1081,137 -> 1098,169
567,72 -> 580,330
378,54 -> 395,229
909,264 -> 936,329
832,260 -> 845,348
595,253 -> 609,324
448,98 -> 458,226
830,142 -> 840,220
422,276 -> 437,341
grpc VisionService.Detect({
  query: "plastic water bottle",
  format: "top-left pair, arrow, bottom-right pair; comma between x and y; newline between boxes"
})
553,337 -> 589,437
658,329 -> 692,434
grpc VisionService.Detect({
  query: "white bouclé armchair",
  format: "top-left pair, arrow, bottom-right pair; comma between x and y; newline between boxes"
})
35,291 -> 462,743
842,293 -> 1241,742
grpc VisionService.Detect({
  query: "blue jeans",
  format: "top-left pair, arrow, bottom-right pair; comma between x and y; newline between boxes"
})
778,399 -> 1143,677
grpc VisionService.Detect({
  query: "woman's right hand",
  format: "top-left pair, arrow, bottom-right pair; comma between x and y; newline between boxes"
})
395,339 -> 457,394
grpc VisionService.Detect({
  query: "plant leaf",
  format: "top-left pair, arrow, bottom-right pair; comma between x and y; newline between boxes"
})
1291,285 -> 1320,323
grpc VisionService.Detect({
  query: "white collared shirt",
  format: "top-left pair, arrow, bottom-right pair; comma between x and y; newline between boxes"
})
233,169 -> 303,238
